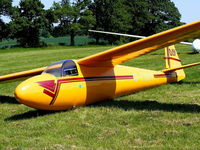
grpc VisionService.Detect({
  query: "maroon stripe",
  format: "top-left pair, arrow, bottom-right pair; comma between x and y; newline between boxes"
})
154,74 -> 166,78
154,74 -> 177,78
164,57 -> 181,62
43,89 -> 55,98
58,76 -> 133,83
167,48 -> 171,68
58,77 -> 85,82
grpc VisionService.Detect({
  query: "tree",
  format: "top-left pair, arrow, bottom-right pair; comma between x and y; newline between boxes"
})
132,0 -> 181,36
125,0 -> 150,36
90,0 -> 181,43
0,0 -> 12,16
90,0 -> 131,44
0,0 -> 12,41
52,0 -> 95,46
9,0 -> 55,47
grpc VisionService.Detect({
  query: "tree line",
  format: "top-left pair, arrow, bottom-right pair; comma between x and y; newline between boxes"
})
0,0 -> 182,47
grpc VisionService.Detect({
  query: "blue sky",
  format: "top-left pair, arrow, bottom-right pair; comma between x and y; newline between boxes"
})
172,0 -> 200,23
12,0 -> 59,9
3,0 -> 200,23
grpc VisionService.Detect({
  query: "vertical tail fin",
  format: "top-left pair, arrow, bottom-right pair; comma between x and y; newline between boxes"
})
164,45 -> 185,81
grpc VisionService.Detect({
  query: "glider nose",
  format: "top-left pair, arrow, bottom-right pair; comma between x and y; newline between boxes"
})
15,83 -> 31,102
14,74 -> 56,110
15,82 -> 38,105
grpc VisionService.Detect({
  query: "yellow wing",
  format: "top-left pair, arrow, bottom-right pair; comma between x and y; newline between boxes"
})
0,67 -> 46,82
1,21 -> 200,82
78,21 -> 200,67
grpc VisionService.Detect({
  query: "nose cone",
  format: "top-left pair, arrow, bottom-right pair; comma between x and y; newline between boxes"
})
15,74 -> 56,110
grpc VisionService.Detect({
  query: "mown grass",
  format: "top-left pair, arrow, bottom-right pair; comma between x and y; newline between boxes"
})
1,44 -> 200,149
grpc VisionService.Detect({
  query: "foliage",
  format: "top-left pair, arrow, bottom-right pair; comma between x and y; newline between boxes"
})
8,0 -> 55,47
140,0 -> 181,35
0,20 -> 9,41
89,0 -> 131,44
126,0 -> 181,36
90,0 -> 181,43
0,36 -> 98,48
52,0 -> 96,46
0,0 -> 12,16
125,0 -> 150,36
0,0 -> 12,41
0,0 -> 182,47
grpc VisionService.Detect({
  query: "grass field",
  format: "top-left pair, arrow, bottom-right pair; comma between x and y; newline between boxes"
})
1,44 -> 200,149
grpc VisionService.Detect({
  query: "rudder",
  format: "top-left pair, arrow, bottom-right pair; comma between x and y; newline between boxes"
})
164,45 -> 185,81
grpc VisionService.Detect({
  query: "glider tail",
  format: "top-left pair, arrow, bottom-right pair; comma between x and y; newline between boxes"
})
164,45 -> 185,81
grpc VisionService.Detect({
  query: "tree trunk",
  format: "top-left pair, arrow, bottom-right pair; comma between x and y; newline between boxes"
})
70,33 -> 75,46
96,36 -> 99,44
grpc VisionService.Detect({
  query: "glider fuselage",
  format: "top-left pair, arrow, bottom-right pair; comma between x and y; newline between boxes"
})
15,63 -> 179,110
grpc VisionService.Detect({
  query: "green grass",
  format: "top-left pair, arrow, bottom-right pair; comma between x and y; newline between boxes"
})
1,44 -> 200,149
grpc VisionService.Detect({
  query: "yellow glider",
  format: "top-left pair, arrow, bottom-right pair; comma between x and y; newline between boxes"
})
1,21 -> 200,110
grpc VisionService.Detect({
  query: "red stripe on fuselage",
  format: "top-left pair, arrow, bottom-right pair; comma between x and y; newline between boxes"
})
43,89 -> 55,98
48,75 -> 133,105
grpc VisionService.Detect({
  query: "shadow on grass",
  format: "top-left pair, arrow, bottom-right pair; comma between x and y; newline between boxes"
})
0,95 -> 19,104
171,81 -> 200,85
5,99 -> 200,121
187,52 -> 200,55
91,100 -> 200,113
5,109 -> 59,121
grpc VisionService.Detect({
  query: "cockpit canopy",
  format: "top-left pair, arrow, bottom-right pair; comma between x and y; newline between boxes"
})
43,60 -> 78,77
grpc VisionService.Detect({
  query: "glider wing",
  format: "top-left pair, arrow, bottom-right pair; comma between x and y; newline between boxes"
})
78,21 -> 200,67
89,30 -> 193,45
0,67 -> 46,82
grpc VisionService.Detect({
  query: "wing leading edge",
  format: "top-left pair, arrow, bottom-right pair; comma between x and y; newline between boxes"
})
0,67 -> 46,82
78,21 -> 200,67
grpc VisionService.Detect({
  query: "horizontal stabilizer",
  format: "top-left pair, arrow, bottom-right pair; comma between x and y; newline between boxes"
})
162,62 -> 200,73
0,67 -> 46,82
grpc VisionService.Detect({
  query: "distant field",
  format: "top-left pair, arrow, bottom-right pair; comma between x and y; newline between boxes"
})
1,44 -> 200,149
0,36 -> 96,48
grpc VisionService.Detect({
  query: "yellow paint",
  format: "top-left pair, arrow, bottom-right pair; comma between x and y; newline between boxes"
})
14,63 -> 174,110
164,45 -> 185,81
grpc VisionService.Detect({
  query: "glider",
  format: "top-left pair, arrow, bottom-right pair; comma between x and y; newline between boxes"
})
1,21 -> 200,110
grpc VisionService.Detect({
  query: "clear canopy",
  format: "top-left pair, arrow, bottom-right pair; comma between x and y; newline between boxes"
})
43,60 -> 78,77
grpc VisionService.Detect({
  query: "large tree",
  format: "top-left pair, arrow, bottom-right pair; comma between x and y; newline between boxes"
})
0,0 -> 12,41
90,0 -> 131,44
125,0 -> 150,36
0,0 -> 12,16
128,0 -> 181,36
90,0 -> 181,43
9,0 -> 55,47
52,0 -> 95,46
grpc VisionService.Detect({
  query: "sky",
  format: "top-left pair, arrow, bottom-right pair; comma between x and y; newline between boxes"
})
171,0 -> 200,23
12,0 -> 59,9
2,0 -> 200,23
